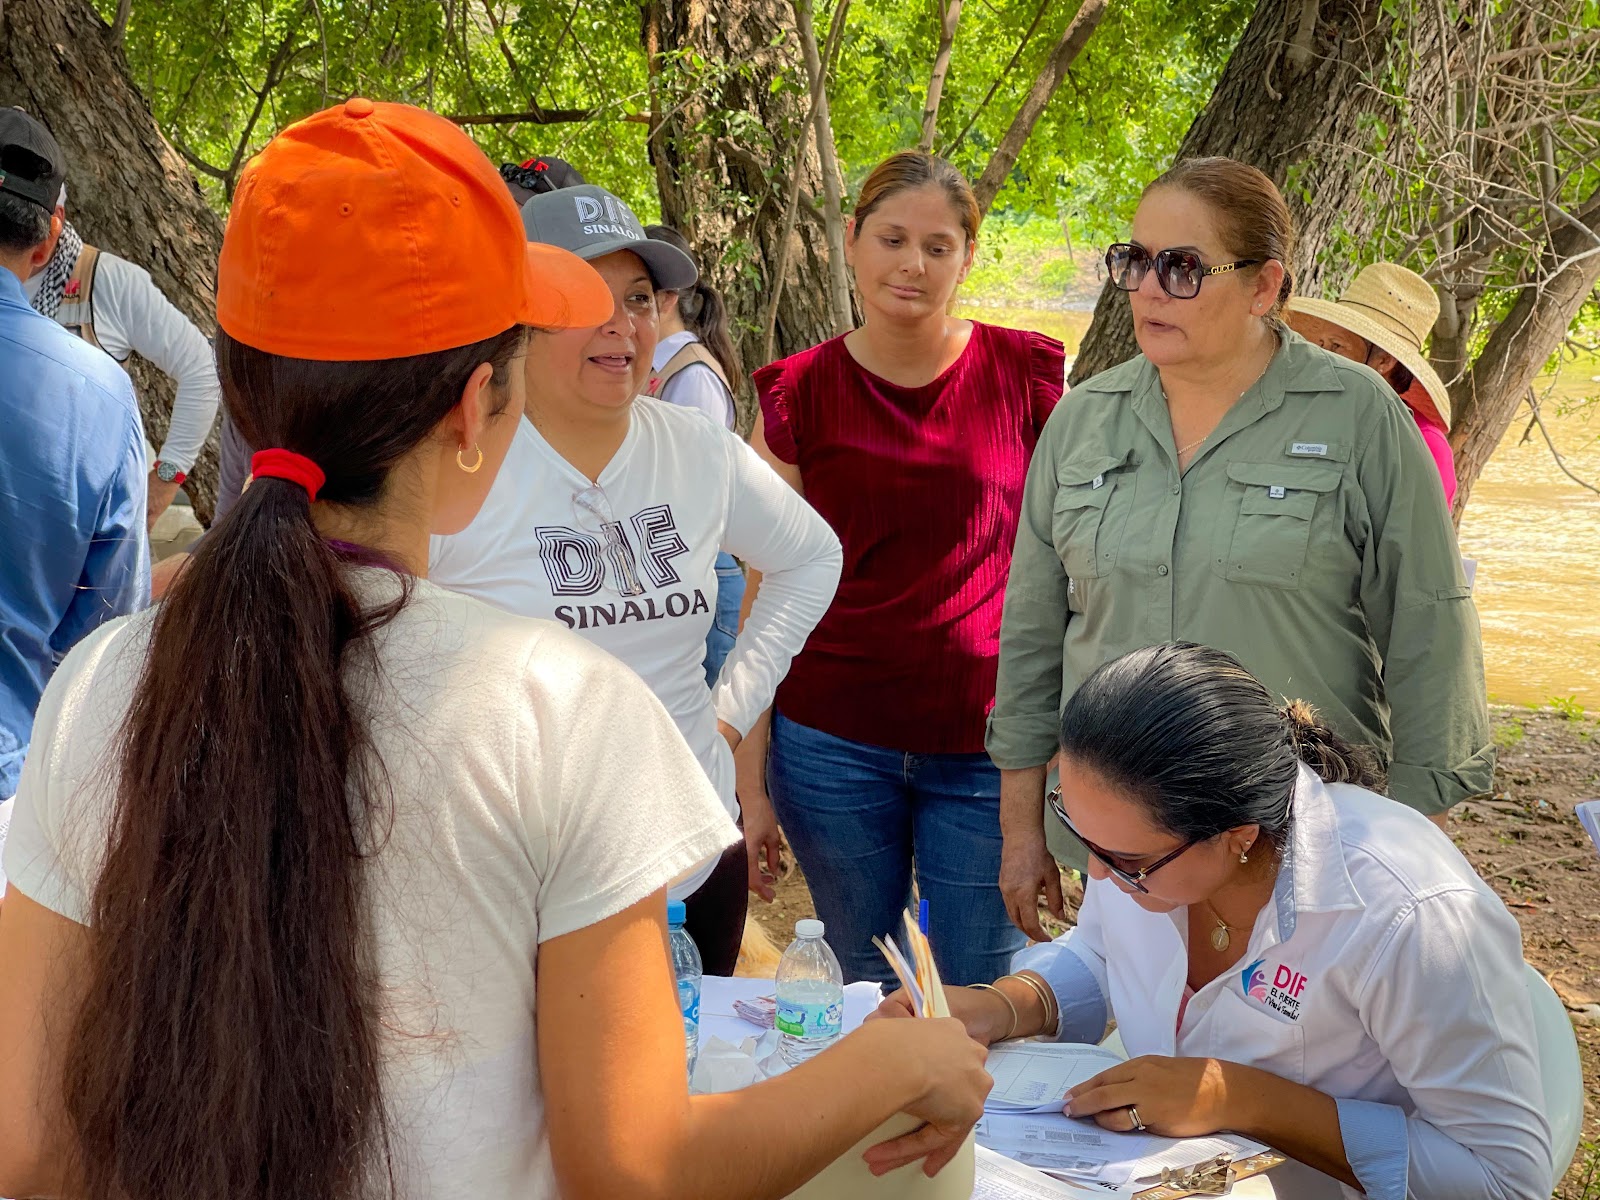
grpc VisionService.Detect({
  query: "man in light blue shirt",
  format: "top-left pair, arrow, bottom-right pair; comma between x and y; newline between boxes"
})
0,108 -> 149,799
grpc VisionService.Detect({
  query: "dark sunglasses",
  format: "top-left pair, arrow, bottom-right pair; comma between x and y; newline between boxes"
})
1047,784 -> 1199,893
1105,242 -> 1262,300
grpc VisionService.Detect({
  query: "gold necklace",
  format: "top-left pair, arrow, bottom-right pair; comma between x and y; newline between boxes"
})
1164,353 -> 1276,467
1202,899 -> 1249,952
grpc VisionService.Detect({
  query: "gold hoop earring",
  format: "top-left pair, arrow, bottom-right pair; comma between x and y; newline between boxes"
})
457,445 -> 484,474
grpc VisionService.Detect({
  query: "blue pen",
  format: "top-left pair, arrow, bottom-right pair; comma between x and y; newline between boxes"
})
918,898 -> 929,935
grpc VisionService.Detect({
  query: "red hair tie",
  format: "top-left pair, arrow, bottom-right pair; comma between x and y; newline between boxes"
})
250,449 -> 326,502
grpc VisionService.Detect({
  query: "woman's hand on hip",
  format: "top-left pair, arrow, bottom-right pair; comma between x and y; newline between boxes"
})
999,825 -> 1064,943
858,1017 -> 992,1177
1065,1055 -> 1242,1139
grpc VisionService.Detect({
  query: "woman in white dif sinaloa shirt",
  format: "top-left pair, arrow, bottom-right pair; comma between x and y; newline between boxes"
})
0,103 -> 988,1200
430,184 -> 841,976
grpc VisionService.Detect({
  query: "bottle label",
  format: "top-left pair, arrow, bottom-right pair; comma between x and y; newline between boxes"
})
775,998 -> 842,1040
678,978 -> 700,1026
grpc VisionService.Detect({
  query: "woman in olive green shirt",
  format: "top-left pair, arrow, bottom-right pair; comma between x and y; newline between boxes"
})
989,157 -> 1491,941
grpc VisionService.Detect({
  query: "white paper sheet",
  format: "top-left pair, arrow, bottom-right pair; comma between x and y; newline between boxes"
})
975,1112 -> 1266,1188
972,1145 -> 1106,1198
983,1042 -> 1125,1114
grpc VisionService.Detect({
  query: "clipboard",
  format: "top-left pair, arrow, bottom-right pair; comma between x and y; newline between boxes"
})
1131,1148 -> 1287,1198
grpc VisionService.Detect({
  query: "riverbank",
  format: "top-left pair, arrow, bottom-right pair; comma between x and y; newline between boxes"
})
751,705 -> 1600,1196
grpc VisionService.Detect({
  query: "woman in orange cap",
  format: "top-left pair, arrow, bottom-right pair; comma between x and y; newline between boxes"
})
0,101 -> 989,1200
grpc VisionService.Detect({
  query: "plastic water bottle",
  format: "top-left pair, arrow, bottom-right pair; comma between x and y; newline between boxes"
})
776,918 -> 844,1066
667,900 -> 702,1075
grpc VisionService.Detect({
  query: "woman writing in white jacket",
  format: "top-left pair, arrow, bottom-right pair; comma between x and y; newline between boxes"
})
881,643 -> 1551,1199
430,184 -> 840,975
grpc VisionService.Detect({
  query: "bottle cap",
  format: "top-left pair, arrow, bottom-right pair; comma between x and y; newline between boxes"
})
667,900 -> 687,927
796,918 -> 824,939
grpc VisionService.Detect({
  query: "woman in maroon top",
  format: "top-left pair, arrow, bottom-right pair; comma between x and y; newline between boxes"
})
739,150 -> 1064,985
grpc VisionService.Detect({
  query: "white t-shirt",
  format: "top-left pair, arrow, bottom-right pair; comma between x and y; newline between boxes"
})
653,330 -> 736,429
0,796 -> 12,892
3,577 -> 737,1200
430,398 -> 841,895
26,250 -> 222,472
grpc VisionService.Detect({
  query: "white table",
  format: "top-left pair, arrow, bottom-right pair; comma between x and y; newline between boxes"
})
699,978 -> 1277,1198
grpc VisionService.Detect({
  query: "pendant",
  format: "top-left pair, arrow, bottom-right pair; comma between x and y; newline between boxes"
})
1210,923 -> 1230,952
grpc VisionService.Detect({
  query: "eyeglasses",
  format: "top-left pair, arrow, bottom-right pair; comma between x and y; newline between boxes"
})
1047,784 -> 1199,894
572,484 -> 645,597
1104,242 -> 1262,300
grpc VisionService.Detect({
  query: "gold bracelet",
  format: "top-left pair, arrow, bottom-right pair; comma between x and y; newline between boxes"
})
969,983 -> 1021,1041
1000,972 -> 1060,1038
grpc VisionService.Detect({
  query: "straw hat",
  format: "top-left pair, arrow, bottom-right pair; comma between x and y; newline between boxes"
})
1287,262 -> 1451,428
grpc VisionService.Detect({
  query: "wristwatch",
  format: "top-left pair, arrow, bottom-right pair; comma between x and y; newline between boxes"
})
154,459 -> 187,485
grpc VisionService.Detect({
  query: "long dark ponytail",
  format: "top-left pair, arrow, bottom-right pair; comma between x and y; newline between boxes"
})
644,223 -> 744,386
61,324 -> 525,1200
1058,643 -> 1383,851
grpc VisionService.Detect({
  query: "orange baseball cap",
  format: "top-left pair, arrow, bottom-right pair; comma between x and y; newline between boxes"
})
217,98 -> 613,361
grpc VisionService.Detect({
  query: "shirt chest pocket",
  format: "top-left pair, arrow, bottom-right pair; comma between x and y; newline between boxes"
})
1207,985 -> 1308,1084
1213,462 -> 1341,590
1051,452 -> 1135,580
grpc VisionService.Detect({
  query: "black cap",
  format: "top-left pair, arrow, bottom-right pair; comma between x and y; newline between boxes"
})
0,108 -> 66,211
499,155 -> 585,207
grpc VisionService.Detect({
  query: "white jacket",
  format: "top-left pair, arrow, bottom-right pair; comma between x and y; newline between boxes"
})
1016,766 -> 1552,1200
27,251 -> 221,473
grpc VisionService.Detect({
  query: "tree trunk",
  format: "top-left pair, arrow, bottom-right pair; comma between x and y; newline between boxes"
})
0,0 -> 225,524
918,0 -> 963,152
972,0 -> 1108,218
794,0 -> 855,337
1448,188 -> 1600,518
649,0 -> 847,419
1069,0 -> 1445,385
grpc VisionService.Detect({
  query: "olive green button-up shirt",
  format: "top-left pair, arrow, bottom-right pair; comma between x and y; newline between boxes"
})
987,332 -> 1493,815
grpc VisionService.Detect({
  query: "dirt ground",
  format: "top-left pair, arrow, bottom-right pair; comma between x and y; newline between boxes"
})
746,706 -> 1600,1197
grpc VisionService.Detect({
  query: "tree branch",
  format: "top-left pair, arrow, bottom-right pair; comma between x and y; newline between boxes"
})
1484,28 -> 1600,67
794,0 -> 854,334
919,0 -> 964,151
449,108 -> 650,126
972,0 -> 1110,217
762,0 -> 852,365
940,0 -> 1051,159
109,0 -> 132,48
171,138 -> 231,182
1527,387 -> 1600,495
1284,0 -> 1320,74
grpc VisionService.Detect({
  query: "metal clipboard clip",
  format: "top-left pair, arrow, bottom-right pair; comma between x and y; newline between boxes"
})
1157,1152 -> 1235,1195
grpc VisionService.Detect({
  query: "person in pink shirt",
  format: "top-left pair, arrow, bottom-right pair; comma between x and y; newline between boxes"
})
1287,262 -> 1457,508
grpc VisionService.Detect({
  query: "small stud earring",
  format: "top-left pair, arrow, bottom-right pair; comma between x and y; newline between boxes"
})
457,444 -> 484,474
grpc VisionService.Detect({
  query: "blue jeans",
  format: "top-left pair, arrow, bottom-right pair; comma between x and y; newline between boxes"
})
702,551 -> 746,688
767,713 -> 1025,987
